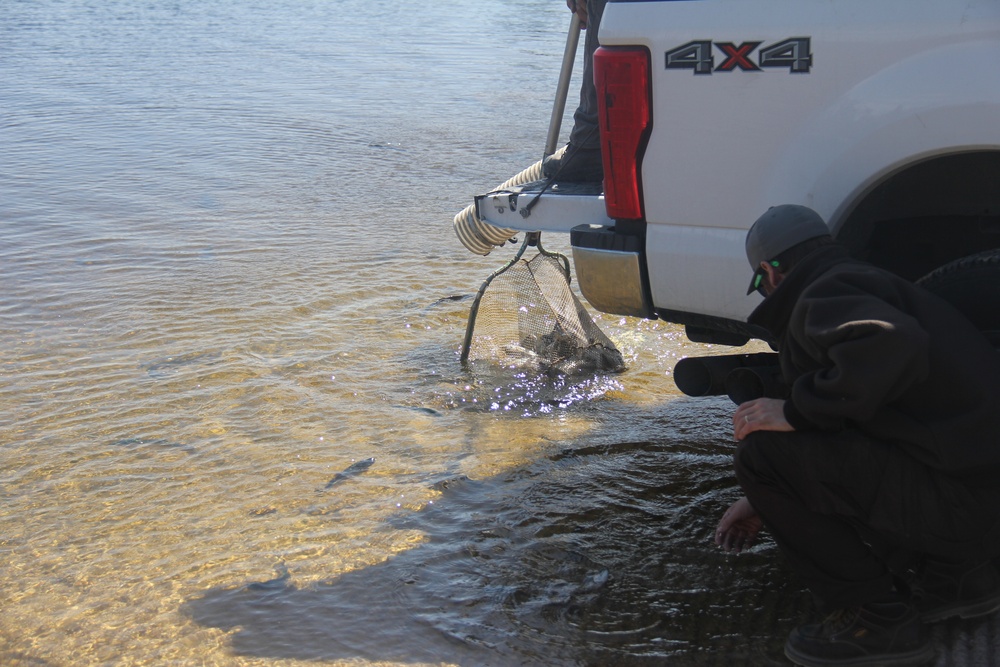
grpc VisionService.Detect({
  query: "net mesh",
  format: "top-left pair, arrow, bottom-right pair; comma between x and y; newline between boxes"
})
465,252 -> 626,375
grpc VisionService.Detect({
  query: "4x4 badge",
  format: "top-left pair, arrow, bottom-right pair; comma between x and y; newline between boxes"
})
665,38 -> 812,74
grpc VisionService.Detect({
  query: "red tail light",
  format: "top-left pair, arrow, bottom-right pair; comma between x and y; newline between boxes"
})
594,46 -> 651,221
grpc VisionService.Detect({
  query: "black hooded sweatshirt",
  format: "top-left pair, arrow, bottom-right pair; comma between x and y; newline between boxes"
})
747,244 -> 1000,483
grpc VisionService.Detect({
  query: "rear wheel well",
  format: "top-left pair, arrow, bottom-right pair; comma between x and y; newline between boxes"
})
836,151 -> 1000,281
917,249 -> 1000,347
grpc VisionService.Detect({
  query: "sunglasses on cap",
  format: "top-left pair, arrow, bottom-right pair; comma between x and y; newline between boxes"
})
751,260 -> 781,297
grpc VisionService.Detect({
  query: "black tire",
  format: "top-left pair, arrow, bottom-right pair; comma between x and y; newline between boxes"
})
916,248 -> 1000,347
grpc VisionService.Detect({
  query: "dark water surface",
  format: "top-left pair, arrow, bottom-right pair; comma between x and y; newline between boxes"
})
0,1 -> 807,665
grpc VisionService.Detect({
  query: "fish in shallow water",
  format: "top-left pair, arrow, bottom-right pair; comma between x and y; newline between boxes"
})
246,563 -> 290,591
141,351 -> 221,378
394,405 -> 442,417
430,294 -> 471,305
320,457 -> 375,491
109,437 -> 196,454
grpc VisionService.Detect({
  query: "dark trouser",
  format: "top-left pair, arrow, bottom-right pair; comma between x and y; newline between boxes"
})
734,429 -> 1000,612
567,0 -> 606,151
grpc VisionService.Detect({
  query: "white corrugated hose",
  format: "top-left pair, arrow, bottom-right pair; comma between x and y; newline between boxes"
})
453,147 -> 565,256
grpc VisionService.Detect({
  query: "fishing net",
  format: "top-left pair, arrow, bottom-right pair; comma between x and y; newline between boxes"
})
461,235 -> 626,376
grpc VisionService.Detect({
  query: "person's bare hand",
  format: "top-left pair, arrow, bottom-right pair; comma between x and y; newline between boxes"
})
564,0 -> 589,27
732,397 -> 793,441
715,496 -> 763,553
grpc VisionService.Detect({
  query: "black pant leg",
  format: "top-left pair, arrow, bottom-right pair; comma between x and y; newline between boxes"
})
734,429 -> 895,611
735,427 -> 1000,611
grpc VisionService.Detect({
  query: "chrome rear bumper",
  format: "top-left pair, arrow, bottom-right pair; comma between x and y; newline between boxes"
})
570,225 -> 652,318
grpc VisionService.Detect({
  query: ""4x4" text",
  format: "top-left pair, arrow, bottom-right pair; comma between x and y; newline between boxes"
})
665,38 -> 812,75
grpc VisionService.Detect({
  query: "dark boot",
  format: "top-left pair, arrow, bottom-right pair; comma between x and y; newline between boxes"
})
912,558 -> 1000,623
784,601 -> 934,667
542,144 -> 603,183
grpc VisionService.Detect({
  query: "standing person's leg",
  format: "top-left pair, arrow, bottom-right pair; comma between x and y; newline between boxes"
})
543,0 -> 606,182
567,0 -> 605,152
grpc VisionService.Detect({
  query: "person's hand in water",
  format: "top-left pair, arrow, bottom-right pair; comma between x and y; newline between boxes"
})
715,496 -> 763,553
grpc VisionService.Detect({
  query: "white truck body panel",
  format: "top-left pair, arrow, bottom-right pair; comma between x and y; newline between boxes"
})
601,0 -> 1000,323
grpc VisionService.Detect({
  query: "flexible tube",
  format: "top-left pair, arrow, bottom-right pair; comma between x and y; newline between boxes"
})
452,154 -> 554,255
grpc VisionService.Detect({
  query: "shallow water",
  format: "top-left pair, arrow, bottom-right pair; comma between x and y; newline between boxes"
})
1,1 -> 801,665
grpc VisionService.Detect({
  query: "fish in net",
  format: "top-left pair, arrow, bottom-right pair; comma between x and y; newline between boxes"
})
461,237 -> 626,376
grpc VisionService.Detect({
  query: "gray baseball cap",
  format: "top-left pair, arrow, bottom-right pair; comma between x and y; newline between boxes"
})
745,205 -> 831,294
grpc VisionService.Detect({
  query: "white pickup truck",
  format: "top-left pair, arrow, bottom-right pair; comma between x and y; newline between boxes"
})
470,0 -> 1000,350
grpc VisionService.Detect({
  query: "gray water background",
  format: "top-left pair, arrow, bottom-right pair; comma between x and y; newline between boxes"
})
7,1 -> 987,666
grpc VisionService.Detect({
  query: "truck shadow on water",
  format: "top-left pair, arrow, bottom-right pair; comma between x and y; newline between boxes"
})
181,397 -> 1000,666
183,399 -> 811,665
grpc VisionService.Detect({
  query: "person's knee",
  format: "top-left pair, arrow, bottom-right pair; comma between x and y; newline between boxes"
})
734,432 -> 769,479
734,431 -> 800,489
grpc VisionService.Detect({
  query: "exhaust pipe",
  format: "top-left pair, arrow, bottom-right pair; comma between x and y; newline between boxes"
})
673,353 -> 786,404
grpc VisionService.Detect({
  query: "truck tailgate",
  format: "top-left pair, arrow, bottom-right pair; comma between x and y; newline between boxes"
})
474,180 -> 610,233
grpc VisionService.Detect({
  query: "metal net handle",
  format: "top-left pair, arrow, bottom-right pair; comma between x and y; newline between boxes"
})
460,232 -> 570,366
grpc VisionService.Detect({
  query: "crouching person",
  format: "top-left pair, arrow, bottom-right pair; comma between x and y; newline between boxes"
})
715,205 -> 1000,667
